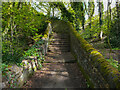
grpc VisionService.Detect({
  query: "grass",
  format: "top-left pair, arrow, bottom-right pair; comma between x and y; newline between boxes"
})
106,59 -> 118,69
112,48 -> 120,50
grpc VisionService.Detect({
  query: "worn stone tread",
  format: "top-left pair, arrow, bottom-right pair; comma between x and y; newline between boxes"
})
45,52 -> 75,63
23,63 -> 87,88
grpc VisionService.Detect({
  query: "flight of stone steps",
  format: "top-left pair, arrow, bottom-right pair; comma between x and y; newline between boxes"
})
49,33 -> 70,52
23,28 -> 87,88
45,32 -> 76,63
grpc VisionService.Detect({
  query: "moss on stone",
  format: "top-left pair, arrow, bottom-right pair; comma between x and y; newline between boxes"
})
91,54 -> 104,63
67,21 -> 120,88
83,44 -> 94,53
90,50 -> 102,57
77,61 -> 94,88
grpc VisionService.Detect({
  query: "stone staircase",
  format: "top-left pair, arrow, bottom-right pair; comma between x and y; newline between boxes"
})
49,33 -> 70,52
23,32 -> 87,88
45,32 -> 76,63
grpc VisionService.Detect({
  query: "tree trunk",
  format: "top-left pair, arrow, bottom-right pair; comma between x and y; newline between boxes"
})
107,0 -> 112,58
89,17 -> 91,29
53,7 -> 54,17
98,2 -> 103,40
10,18 -> 14,55
81,2 -> 85,30
89,17 -> 92,38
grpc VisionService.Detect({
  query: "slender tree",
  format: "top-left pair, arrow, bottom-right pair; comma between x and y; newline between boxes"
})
98,0 -> 104,40
81,2 -> 85,30
107,0 -> 113,60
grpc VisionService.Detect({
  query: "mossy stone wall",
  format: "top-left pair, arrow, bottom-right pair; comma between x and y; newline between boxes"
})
68,22 -> 120,88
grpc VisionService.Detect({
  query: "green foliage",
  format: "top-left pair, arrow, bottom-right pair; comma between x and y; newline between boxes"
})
20,40 -> 45,62
2,50 -> 23,64
81,15 -> 104,39
106,59 -> 118,69
79,5 -> 119,70
108,17 -> 120,48
2,64 -> 9,75
2,2 -> 47,64
81,6 -> 120,46
71,2 -> 85,30
56,2 -> 75,23
2,39 -> 45,88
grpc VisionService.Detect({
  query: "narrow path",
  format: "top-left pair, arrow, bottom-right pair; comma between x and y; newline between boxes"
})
23,33 -> 87,88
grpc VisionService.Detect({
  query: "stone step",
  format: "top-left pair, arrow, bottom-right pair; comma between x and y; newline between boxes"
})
49,49 -> 70,52
49,45 -> 70,48
49,47 -> 70,51
49,44 -> 70,46
44,59 -> 76,63
41,63 -> 68,71
46,51 -> 69,54
52,37 -> 69,40
46,52 -> 74,60
49,48 -> 70,51
50,42 -> 69,45
51,40 -> 70,43
50,43 -> 70,45
49,47 -> 70,50
45,56 -> 76,63
48,51 -> 70,53
50,39 -> 69,41
53,34 -> 69,37
49,44 -> 70,48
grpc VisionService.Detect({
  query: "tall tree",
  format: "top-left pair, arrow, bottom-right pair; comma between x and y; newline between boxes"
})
107,0 -> 113,60
81,2 -> 85,31
98,0 -> 104,40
